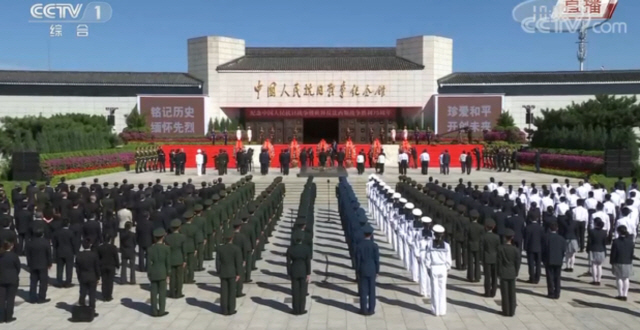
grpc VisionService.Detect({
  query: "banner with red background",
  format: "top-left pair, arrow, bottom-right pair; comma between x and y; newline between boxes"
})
139,96 -> 206,135
436,95 -> 503,136
161,144 -> 483,169
245,108 -> 395,119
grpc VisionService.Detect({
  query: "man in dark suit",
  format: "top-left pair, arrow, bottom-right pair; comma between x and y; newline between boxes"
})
25,227 -> 52,303
135,212 -> 154,272
355,224 -> 380,316
0,217 -> 17,251
75,239 -> 100,315
82,215 -> 102,250
498,229 -> 520,317
281,149 -> 291,176
259,149 -> 270,175
14,203 -> 32,255
506,207 -> 525,251
542,222 -> 565,299
216,230 -> 243,316
119,221 -> 136,284
52,219 -> 77,287
481,219 -> 500,297
96,234 -> 119,301
523,217 -> 543,283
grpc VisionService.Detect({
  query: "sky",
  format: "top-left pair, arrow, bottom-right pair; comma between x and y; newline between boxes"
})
0,0 -> 637,73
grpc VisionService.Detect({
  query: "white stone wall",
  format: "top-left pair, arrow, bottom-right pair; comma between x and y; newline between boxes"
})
0,95 -> 133,132
503,94 -> 638,129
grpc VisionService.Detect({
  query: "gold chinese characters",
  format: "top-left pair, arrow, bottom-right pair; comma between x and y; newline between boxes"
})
254,81 -> 386,99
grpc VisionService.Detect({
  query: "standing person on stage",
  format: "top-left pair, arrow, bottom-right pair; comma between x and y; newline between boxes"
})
481,219 -> 500,297
147,228 -> 171,317
259,148 -> 270,175
398,150 -> 409,175
157,147 -> 166,173
376,150 -> 386,174
169,150 -> 176,173
355,224 -> 379,316
542,222 -> 565,299
497,229 -> 520,317
96,234 -> 119,302
0,239 -> 20,323
281,149 -> 291,176
425,224 -> 451,316
196,150 -> 204,176
587,218 -> 607,285
442,150 -> 450,175
610,225 -> 634,301
286,230 -> 311,315
217,230 -> 243,316
75,239 -> 100,316
465,150 -> 473,175
356,150 -> 366,175
459,151 -> 467,174
410,146 -> 418,169
420,149 -> 430,175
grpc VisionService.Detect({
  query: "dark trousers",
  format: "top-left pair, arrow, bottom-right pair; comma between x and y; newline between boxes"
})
461,162 -> 466,173
196,243 -> 205,270
283,165 -> 290,175
376,164 -> 384,174
421,161 -> 429,174
483,263 -> 497,296
500,279 -> 516,316
100,268 -> 115,300
466,163 -> 471,174
150,279 -> 167,315
79,281 -> 97,308
236,265 -> 245,296
577,224 -> 586,251
412,156 -> 418,169
169,265 -> 184,298
357,163 -> 364,174
56,256 -> 73,285
0,284 -> 17,322
245,255 -> 253,282
158,161 -> 165,172
170,161 -> 175,172
121,255 -> 136,284
467,250 -> 481,281
454,241 -> 466,269
202,163 -> 207,174
400,160 -> 408,175
29,269 -> 48,302
138,246 -> 148,271
358,275 -> 376,314
526,252 -> 541,283
337,160 -> 344,168
17,233 -> 27,255
220,277 -> 237,315
291,277 -> 308,314
545,265 -> 562,298
260,163 -> 268,175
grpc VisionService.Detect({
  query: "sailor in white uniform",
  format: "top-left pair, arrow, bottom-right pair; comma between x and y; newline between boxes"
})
366,175 -> 376,218
393,198 -> 408,254
410,208 -> 423,282
400,202 -> 415,266
388,193 -> 401,242
425,224 -> 451,316
418,217 -> 433,298
195,149 -> 204,176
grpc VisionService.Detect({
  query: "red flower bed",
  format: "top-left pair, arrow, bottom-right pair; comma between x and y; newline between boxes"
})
516,151 -> 604,174
43,152 -> 134,177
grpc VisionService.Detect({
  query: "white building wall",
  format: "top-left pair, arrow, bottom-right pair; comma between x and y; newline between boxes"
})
503,94 -> 638,129
0,95 -> 133,132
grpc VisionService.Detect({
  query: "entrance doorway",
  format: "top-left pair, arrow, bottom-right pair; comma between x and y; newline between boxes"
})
303,118 -> 339,144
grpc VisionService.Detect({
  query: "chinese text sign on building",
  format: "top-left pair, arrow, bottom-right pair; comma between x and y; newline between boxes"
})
254,81 -> 387,99
139,96 -> 206,135
436,95 -> 503,136
245,108 -> 395,119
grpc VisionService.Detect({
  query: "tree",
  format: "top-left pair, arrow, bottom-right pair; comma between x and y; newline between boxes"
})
125,106 -> 146,129
495,111 -> 516,128
207,118 -> 214,135
213,118 -> 220,131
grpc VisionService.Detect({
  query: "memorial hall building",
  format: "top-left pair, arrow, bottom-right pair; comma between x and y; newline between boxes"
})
1,34 -> 640,143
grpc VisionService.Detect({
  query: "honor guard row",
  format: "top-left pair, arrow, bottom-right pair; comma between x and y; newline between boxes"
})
135,146 -> 162,173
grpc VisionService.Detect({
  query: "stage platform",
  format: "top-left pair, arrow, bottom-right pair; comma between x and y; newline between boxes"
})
296,166 -> 348,178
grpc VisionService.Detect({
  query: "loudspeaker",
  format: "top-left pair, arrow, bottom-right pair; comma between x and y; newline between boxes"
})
525,113 -> 532,125
107,115 -> 115,126
71,305 -> 95,322
12,152 -> 41,181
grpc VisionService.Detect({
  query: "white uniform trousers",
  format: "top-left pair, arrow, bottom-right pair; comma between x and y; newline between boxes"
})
430,265 -> 448,316
411,247 -> 420,282
196,163 -> 203,176
399,235 -> 406,262
419,260 -> 431,298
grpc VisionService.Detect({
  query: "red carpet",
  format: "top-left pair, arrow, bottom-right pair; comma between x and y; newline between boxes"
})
161,144 -> 483,168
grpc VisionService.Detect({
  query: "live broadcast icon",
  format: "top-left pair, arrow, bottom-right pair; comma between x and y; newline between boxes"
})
77,24 -> 89,37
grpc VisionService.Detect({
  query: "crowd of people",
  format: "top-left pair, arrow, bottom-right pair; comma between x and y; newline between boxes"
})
0,174 -> 289,322
367,174 -> 637,316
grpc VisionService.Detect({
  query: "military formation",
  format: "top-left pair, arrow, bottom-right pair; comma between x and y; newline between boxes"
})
338,177 -> 380,316
0,174 -> 290,321
481,146 -> 517,172
135,146 -> 164,173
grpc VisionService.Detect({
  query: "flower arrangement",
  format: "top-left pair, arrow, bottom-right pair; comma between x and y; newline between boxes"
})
42,152 -> 135,177
516,152 -> 604,174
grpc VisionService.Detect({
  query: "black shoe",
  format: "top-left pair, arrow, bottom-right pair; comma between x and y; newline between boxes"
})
159,311 -> 169,317
177,294 -> 185,298
229,311 -> 237,315
236,294 -> 246,298
300,310 -> 308,315
38,298 -> 51,304
252,268 -> 258,271
563,268 -> 571,272
244,279 -> 253,283
94,313 -> 99,317
6,317 -> 16,323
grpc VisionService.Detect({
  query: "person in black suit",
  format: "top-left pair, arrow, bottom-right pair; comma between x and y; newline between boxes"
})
82,215 -> 102,250
286,230 -> 312,315
506,207 -> 525,251
75,239 -> 100,315
281,149 -> 291,176
0,217 -> 16,252
14,203 -> 32,255
542,222 -> 565,299
25,227 -> 52,303
524,216 -> 543,283
136,212 -> 153,272
52,219 -> 78,288
0,239 -> 20,323
119,221 -> 136,284
611,225 -> 634,301
96,234 -> 120,301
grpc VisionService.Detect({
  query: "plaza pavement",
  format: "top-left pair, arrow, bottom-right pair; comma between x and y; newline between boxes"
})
9,167 -> 640,330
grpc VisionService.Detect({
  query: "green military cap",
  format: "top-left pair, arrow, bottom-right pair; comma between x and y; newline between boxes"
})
153,228 -> 166,237
457,205 -> 466,213
266,187 -> 274,193
231,183 -> 237,189
398,175 -> 404,180
194,204 -> 203,212
183,210 -> 195,219
359,217 -> 368,224
247,203 -> 257,213
504,228 -> 515,237
246,175 -> 253,181
422,187 -> 429,193
446,200 -> 454,207
411,181 -> 417,186
437,195 -> 446,202
261,191 -> 269,198
219,191 -> 227,197
275,176 -> 283,182
292,230 -> 305,241
240,211 -> 250,220
225,187 -> 232,193
256,195 -> 264,202
240,178 -> 246,183
212,194 -> 221,202
204,199 -> 213,206
485,218 -> 496,227
232,219 -> 243,227
224,230 -> 235,239
170,219 -> 182,228
417,184 -> 423,190
469,210 -> 480,218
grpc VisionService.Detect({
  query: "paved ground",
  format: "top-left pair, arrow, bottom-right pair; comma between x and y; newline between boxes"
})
10,167 -> 640,330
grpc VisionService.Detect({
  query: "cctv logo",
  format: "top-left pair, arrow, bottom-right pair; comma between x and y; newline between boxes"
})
30,3 -> 84,20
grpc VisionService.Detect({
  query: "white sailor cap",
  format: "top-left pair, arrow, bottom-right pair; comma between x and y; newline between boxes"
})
388,189 -> 395,194
399,198 -> 408,203
197,149 -> 202,153
368,174 -> 374,180
405,203 -> 415,209
392,193 -> 401,199
412,209 -> 422,217
421,216 -> 432,223
433,224 -> 445,233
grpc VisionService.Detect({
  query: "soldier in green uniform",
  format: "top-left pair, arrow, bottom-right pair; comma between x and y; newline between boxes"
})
203,199 -> 216,261
135,147 -> 142,173
216,230 -> 243,315
147,228 -> 171,317
231,219 -> 250,297
497,228 -> 520,316
239,211 -> 256,283
453,205 -> 469,270
192,204 -> 207,271
164,219 -> 186,298
181,211 -> 198,284
481,218 -> 500,297
286,230 -> 312,315
247,202 -> 261,269
467,210 -> 485,282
